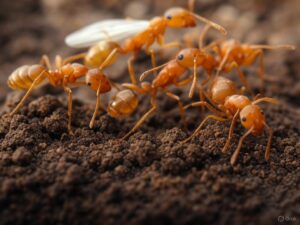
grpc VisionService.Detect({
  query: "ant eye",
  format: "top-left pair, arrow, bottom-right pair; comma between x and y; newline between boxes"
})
177,54 -> 184,60
87,82 -> 91,86
242,117 -> 246,122
260,110 -> 264,115
166,15 -> 172,20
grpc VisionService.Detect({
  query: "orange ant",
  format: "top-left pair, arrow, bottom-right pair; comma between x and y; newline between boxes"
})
119,59 -> 195,140
211,39 -> 295,92
173,38 -> 295,98
139,25 -> 216,96
8,55 -> 112,133
182,76 -> 278,165
65,0 -> 227,84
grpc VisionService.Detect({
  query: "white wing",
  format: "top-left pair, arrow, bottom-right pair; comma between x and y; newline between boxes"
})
65,19 -> 150,48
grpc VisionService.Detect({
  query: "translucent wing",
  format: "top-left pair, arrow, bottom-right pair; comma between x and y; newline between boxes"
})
65,19 -> 150,48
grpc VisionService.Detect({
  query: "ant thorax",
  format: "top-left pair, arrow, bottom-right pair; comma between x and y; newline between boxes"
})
224,95 -> 251,116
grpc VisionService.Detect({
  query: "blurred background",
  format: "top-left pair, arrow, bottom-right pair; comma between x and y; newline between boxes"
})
0,0 -> 299,107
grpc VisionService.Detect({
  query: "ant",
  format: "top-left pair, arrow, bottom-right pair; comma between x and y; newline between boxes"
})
182,76 -> 278,165
211,38 -> 295,93
119,59 -> 195,140
65,0 -> 227,84
140,25 -> 216,98
8,55 -> 112,133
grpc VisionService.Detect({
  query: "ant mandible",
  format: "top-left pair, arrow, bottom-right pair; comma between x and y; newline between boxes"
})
182,76 -> 278,165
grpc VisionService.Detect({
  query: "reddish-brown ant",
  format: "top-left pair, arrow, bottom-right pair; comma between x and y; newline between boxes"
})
8,55 -> 112,133
182,76 -> 278,165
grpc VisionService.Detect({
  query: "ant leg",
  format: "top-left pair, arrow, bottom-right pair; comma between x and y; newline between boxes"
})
184,101 -> 225,116
182,115 -> 227,144
263,122 -> 273,161
257,50 -> 265,92
110,81 -> 122,91
63,85 -> 73,134
160,41 -> 182,50
99,48 -> 119,70
198,25 -> 210,49
10,72 -> 47,116
216,47 -> 233,76
40,55 -> 52,69
55,55 -> 63,69
148,49 -> 158,77
198,85 -> 206,112
163,89 -> 186,127
127,54 -> 138,84
121,83 -> 146,94
222,110 -> 240,153
198,72 -> 212,111
63,53 -> 86,65
157,34 -> 182,50
236,67 -> 254,96
204,39 -> 224,51
230,127 -> 254,165
174,76 -> 193,87
122,96 -> 157,140
89,81 -> 102,129
188,0 -> 195,12
244,49 -> 264,92
183,33 -> 195,48
188,57 -> 198,98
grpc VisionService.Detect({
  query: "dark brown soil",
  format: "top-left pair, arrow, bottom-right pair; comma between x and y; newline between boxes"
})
0,1 -> 299,225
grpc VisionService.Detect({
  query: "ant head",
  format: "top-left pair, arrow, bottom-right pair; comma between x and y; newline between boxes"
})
176,48 -> 204,68
86,68 -> 111,92
164,8 -> 196,28
240,105 -> 265,135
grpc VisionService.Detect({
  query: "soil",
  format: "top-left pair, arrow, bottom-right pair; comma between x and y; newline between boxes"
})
0,0 -> 299,225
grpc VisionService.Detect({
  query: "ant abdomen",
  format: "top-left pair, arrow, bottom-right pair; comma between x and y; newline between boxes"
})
210,77 -> 238,104
107,89 -> 138,118
85,41 -> 120,68
8,65 -> 47,90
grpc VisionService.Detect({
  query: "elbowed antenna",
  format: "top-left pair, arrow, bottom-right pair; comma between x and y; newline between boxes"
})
191,12 -> 227,35
139,62 -> 169,81
252,97 -> 279,105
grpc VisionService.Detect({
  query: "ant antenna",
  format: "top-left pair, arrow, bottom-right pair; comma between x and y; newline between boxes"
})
190,12 -> 227,35
252,97 -> 279,105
